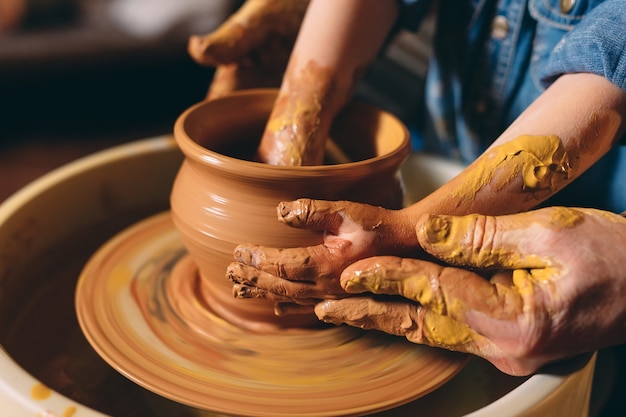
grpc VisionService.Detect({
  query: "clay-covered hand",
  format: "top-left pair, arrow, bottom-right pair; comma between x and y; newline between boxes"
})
315,207 -> 626,376
227,198 -> 417,312
188,0 -> 309,99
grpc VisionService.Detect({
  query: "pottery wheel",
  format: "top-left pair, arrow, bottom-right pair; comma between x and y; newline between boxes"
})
76,212 -> 467,417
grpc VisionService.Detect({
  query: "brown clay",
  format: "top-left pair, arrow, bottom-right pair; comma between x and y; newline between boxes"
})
170,89 -> 410,331
73,91 -> 465,416
76,212 -> 466,416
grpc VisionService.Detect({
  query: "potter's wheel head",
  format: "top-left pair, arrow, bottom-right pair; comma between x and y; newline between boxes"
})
75,212 -> 467,416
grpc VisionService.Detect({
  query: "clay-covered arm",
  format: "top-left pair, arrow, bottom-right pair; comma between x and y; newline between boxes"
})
257,0 -> 400,165
401,72 -> 626,222
228,72 -> 626,302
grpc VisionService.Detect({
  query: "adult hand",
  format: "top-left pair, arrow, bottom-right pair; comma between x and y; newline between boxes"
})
188,0 -> 308,99
315,207 -> 626,376
227,198 -> 418,313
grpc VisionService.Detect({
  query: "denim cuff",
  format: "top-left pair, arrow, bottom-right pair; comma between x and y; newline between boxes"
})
540,1 -> 626,91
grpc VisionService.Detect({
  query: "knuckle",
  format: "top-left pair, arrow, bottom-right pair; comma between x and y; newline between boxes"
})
466,215 -> 500,267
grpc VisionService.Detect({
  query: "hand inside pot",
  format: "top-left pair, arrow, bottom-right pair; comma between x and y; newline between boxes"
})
228,204 -> 626,376
190,0 -> 400,165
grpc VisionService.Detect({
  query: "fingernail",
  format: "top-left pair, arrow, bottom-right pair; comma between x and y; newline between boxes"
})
422,215 -> 452,243
277,201 -> 292,218
313,301 -> 343,325
232,284 -> 249,298
234,246 -> 253,264
277,199 -> 309,226
233,284 -> 255,299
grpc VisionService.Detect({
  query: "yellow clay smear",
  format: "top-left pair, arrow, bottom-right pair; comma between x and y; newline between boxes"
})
344,267 -> 473,347
423,312 -> 475,348
259,59 -> 335,165
421,213 -> 541,268
399,274 -> 438,311
414,206 -> 601,346
455,134 -> 573,205
63,406 -> 78,417
31,382 -> 52,400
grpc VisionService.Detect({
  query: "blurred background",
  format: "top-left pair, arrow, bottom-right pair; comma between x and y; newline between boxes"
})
0,0 -> 429,201
0,0 -> 238,140
0,0 -> 239,200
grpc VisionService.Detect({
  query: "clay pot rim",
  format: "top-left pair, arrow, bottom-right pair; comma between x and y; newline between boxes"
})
173,89 -> 411,176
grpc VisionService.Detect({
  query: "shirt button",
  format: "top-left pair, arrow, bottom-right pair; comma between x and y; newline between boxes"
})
491,15 -> 509,40
560,0 -> 576,13
475,100 -> 487,114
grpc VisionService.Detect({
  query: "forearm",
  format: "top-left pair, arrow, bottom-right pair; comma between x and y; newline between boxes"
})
258,0 -> 400,165
403,72 -> 626,222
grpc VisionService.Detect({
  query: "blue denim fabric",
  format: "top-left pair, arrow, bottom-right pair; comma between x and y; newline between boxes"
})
538,1 -> 626,90
401,0 -> 626,212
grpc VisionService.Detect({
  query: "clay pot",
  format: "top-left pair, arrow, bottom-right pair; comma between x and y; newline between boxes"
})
170,89 -> 410,331
0,137 -> 598,416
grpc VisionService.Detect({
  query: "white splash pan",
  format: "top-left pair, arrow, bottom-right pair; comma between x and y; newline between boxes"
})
0,136 -> 596,417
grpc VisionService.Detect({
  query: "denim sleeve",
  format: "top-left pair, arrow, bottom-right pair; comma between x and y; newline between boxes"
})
541,0 -> 626,91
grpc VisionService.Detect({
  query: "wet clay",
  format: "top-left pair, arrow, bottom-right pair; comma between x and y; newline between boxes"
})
418,207 -> 594,269
338,257 -> 477,348
418,214 -> 544,269
76,212 -> 467,416
171,90 -> 410,331
334,263 -> 488,351
256,54 -> 372,166
257,59 -> 335,165
405,207 -> 625,348
454,135 -> 573,206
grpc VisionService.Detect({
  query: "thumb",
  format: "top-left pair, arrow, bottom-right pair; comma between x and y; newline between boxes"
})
416,211 -> 554,270
188,0 -> 270,66
277,199 -> 385,234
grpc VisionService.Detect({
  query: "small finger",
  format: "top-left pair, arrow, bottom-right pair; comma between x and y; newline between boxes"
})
277,199 -> 346,232
233,243 -> 340,281
232,283 -> 269,299
277,199 -> 386,234
227,262 -> 320,299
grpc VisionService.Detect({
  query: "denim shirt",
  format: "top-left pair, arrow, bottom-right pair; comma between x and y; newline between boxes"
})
402,0 -> 626,212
